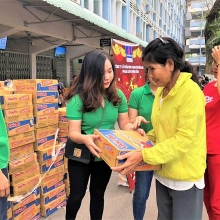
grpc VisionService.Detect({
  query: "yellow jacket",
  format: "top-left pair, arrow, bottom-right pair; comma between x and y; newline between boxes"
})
142,73 -> 206,181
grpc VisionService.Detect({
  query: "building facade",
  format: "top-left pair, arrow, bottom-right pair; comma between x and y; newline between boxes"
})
185,0 -> 215,75
76,0 -> 186,46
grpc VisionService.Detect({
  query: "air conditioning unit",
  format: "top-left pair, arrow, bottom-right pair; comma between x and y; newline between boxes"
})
71,0 -> 80,5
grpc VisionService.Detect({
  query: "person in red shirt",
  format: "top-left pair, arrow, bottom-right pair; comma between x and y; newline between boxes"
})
203,45 -> 220,220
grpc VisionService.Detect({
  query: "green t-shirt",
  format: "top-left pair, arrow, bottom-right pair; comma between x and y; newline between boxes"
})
66,89 -> 128,161
0,105 -> 9,169
128,83 -> 154,133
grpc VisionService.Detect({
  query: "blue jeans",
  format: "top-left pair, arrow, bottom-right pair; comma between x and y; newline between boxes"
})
0,168 -> 8,220
133,171 -> 153,220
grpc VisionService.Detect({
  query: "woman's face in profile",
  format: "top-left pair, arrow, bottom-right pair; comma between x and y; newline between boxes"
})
212,61 -> 218,78
103,59 -> 114,89
143,61 -> 172,87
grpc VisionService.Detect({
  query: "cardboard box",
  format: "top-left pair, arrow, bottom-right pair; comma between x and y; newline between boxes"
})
34,134 -> 57,151
10,162 -> 40,185
39,155 -> 64,174
10,143 -> 34,160
12,188 -> 40,211
2,106 -> 33,123
40,175 -> 64,195
40,184 -> 66,205
33,103 -> 58,116
40,194 -> 66,217
58,136 -> 68,143
94,129 -> 161,171
35,124 -> 58,139
7,211 -> 12,220
40,166 -> 64,185
37,145 -> 64,163
8,131 -> 35,149
6,118 -> 34,137
0,94 -> 32,109
11,175 -> 41,196
13,205 -> 40,220
9,153 -> 37,174
13,79 -> 58,91
34,113 -> 59,128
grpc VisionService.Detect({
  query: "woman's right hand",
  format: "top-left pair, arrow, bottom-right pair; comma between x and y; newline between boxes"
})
131,116 -> 149,129
83,134 -> 102,158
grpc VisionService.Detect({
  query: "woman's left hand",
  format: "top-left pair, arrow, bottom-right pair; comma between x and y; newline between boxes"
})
111,151 -> 143,175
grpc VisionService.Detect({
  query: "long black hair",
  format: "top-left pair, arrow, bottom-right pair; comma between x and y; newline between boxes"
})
65,50 -> 121,112
142,37 -> 199,85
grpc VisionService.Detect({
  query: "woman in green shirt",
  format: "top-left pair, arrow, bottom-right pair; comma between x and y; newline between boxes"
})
0,105 -> 10,220
65,50 -> 135,220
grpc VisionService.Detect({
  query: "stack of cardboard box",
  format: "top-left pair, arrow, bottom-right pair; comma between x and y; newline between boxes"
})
58,107 -> 68,144
0,93 -> 41,219
12,79 -> 66,217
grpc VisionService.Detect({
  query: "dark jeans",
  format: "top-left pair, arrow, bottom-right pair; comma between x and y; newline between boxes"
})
66,160 -> 112,220
0,168 -> 8,220
133,171 -> 153,220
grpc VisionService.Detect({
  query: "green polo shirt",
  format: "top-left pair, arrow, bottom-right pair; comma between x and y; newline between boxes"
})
67,89 -> 128,161
128,83 -> 154,133
0,105 -> 9,169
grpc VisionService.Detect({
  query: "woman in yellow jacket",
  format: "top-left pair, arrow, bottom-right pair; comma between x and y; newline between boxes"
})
112,37 -> 206,220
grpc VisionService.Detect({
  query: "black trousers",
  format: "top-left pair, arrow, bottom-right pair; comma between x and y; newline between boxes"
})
66,159 -> 112,220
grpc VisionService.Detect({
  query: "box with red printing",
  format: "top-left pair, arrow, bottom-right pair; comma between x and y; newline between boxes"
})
33,103 -> 59,116
8,131 -> 35,149
40,184 -> 66,205
10,143 -> 34,160
37,145 -> 64,163
10,162 -> 40,185
0,94 -> 32,109
12,79 -> 58,91
34,113 -> 59,128
41,166 -> 64,185
12,188 -> 40,211
40,194 -> 66,217
40,175 -> 64,195
94,129 -> 161,171
39,155 -> 64,174
35,124 -> 58,139
11,175 -> 41,196
9,153 -> 37,174
6,119 -> 34,137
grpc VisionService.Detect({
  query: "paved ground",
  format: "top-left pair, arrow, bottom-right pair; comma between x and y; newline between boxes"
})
40,172 -> 209,220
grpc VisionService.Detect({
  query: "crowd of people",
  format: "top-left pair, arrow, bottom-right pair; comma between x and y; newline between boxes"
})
0,37 -> 220,220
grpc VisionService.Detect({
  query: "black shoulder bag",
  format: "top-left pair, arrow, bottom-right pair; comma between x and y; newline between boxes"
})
65,104 -> 106,164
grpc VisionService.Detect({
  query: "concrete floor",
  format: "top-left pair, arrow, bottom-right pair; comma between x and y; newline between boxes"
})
40,172 -> 209,220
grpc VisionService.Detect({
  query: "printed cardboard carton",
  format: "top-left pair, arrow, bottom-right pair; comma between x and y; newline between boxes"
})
12,188 -> 40,211
10,143 -> 34,161
12,204 -> 40,220
37,145 -> 64,163
33,103 -> 58,116
11,175 -> 41,196
13,79 -> 58,91
39,155 -> 64,174
40,184 -> 65,205
8,131 -> 35,149
35,124 -> 58,139
9,153 -> 37,174
40,175 -> 64,195
94,129 -> 161,171
0,94 -> 32,109
34,113 -> 59,128
40,194 -> 66,217
10,162 -> 40,185
6,118 -> 34,137
34,134 -> 57,151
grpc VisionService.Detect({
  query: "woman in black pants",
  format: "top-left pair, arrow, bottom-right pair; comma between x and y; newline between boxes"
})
65,50 -> 137,220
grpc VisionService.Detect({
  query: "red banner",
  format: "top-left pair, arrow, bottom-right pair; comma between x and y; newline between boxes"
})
111,39 -> 145,100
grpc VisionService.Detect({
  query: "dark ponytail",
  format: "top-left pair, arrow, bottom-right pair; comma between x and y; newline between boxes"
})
181,61 -> 199,85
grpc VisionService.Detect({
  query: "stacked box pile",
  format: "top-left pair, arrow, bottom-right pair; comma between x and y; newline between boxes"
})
12,79 -> 66,217
0,92 -> 41,219
7,200 -> 12,220
58,107 -> 69,196
58,107 -> 68,144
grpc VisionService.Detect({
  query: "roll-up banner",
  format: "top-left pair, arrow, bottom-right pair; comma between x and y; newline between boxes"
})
111,39 -> 145,100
